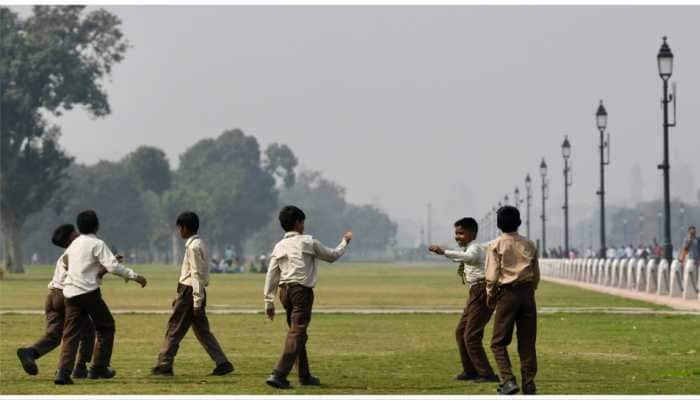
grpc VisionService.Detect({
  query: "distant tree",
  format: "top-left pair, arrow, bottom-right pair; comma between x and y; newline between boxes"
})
0,6 -> 128,272
264,143 -> 298,188
124,146 -> 172,196
343,204 -> 397,256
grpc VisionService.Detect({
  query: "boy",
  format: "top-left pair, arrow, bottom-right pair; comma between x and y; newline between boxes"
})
484,206 -> 539,395
263,205 -> 352,389
17,224 -> 96,378
54,210 -> 148,385
151,211 -> 234,377
429,217 -> 498,383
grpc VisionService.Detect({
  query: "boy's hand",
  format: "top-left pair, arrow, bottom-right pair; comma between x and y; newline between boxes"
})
343,231 -> 353,242
265,304 -> 275,321
193,307 -> 204,318
428,245 -> 444,255
133,275 -> 147,288
115,254 -> 124,263
486,294 -> 497,310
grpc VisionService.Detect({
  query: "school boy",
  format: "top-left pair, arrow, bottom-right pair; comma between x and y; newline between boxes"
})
54,210 -> 148,385
263,205 -> 352,389
484,206 -> 540,395
429,217 -> 498,383
16,224 -> 96,378
151,211 -> 234,377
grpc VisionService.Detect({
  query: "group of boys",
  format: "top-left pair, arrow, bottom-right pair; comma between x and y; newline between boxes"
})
429,206 -> 539,395
15,204 -> 537,395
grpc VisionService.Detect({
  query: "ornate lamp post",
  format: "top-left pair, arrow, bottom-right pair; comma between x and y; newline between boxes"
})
540,158 -> 549,257
596,100 -> 610,258
525,174 -> 532,238
561,135 -> 572,255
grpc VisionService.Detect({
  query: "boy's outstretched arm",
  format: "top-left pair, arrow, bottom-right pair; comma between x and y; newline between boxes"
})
95,241 -> 147,287
313,231 -> 352,263
484,245 -> 500,299
263,255 -> 281,320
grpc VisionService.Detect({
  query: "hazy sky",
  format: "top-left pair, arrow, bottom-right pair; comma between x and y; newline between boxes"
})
18,5 -> 700,245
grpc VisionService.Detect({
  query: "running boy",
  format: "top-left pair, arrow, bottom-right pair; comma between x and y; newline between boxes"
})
429,217 -> 498,383
263,205 -> 352,389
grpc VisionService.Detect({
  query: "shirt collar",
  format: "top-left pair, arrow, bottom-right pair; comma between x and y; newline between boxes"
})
185,234 -> 200,247
284,231 -> 301,239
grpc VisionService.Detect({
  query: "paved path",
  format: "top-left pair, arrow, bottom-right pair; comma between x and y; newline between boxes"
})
542,276 -> 700,311
1,307 -> 698,316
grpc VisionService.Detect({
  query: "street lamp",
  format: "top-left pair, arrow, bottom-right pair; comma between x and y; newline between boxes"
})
561,135 -> 572,255
504,194 -> 509,206
525,174 -> 532,238
596,100 -> 611,258
622,218 -> 628,244
657,36 -> 677,262
514,187 -> 522,210
639,215 -> 645,245
540,158 -> 549,257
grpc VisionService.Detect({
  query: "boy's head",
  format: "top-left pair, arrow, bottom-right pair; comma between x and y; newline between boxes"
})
454,217 -> 478,247
497,206 -> 521,233
279,205 -> 305,233
76,210 -> 99,234
690,226 -> 697,237
51,224 -> 78,249
176,211 -> 199,239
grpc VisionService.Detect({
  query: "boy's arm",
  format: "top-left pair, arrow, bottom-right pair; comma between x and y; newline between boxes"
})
484,244 -> 501,298
443,245 -> 482,265
94,241 -> 142,283
189,244 -> 207,309
263,255 -> 281,319
313,232 -> 351,263
532,252 -> 541,290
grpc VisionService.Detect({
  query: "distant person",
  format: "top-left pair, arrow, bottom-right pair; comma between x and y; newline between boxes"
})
17,224 -> 96,378
54,210 -> 147,385
224,246 -> 234,267
680,226 -> 699,265
151,211 -> 234,377
485,206 -> 539,395
259,254 -> 268,273
428,217 -> 498,383
31,252 -> 39,264
653,239 -> 663,260
263,205 -> 352,389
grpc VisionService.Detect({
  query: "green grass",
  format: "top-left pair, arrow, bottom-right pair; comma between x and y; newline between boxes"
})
1,313 -> 698,394
0,263 -> 668,310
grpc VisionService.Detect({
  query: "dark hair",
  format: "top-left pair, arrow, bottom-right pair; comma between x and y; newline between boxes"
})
279,205 -> 306,232
497,206 -> 521,233
51,224 -> 76,248
454,217 -> 478,235
689,226 -> 696,231
176,211 -> 199,234
76,210 -> 99,234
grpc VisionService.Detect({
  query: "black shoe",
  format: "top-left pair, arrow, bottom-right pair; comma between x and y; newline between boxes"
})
210,361 -> 234,376
266,373 -> 292,389
88,366 -> 116,379
54,369 -> 74,385
522,382 -> 537,395
474,374 -> 500,383
17,348 -> 38,376
455,371 -> 480,381
499,379 -> 520,395
299,375 -> 321,386
72,363 -> 88,379
151,365 -> 174,376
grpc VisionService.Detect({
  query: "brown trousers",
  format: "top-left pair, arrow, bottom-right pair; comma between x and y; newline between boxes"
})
490,282 -> 537,386
274,283 -> 314,378
31,289 -> 95,366
455,281 -> 495,377
58,288 -> 115,371
156,284 -> 229,367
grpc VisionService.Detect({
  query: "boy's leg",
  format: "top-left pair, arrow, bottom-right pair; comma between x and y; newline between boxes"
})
31,290 -> 64,358
274,284 -> 313,378
464,282 -> 496,377
81,289 -> 116,369
515,284 -> 538,391
156,286 -> 194,368
455,298 -> 477,376
490,286 -> 518,384
76,316 -> 96,367
191,290 -> 230,366
57,297 -> 88,372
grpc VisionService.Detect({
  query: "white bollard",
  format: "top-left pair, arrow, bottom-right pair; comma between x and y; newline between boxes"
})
657,259 -> 670,296
610,259 -> 620,287
682,259 -> 698,300
602,259 -> 611,286
645,259 -> 658,293
627,258 -> 637,289
618,259 -> 628,288
669,260 -> 683,298
635,259 -> 647,291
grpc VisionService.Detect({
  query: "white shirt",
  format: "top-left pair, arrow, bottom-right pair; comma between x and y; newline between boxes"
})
178,235 -> 209,308
263,232 -> 348,306
48,253 -> 69,290
61,234 -> 138,298
443,242 -> 487,284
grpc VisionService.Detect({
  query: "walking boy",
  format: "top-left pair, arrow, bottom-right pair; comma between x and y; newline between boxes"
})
484,206 -> 539,395
17,224 -> 96,378
263,205 -> 352,389
429,217 -> 498,383
54,210 -> 148,385
151,211 -> 234,377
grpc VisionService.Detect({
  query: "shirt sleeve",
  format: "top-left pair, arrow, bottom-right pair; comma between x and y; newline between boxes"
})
263,255 -> 281,307
189,243 -> 207,308
94,241 -> 138,280
313,238 -> 348,263
531,253 -> 540,290
444,245 -> 482,265
484,243 -> 501,297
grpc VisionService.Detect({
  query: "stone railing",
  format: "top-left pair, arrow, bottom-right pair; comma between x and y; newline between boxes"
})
540,258 -> 699,301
